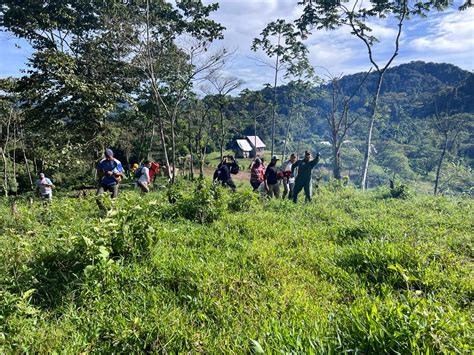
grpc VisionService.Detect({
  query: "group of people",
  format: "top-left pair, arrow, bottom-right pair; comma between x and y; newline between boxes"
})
249,151 -> 320,203
213,150 -> 321,203
36,148 -> 320,207
130,160 -> 160,193
36,148 -> 159,205
95,149 -> 162,208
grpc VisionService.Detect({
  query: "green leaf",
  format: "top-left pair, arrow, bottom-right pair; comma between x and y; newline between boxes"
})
250,339 -> 265,354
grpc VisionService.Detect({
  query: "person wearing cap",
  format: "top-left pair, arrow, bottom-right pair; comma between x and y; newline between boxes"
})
264,155 -> 280,198
36,172 -> 54,202
280,153 -> 297,199
249,157 -> 265,191
291,150 -> 320,203
130,163 -> 139,179
96,148 -> 124,205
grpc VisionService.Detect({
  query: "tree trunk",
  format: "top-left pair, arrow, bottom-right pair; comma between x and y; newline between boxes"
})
196,121 -> 205,179
281,109 -> 293,161
333,145 -> 342,180
1,148 -> 8,197
188,118 -> 194,180
360,71 -> 384,189
171,117 -> 177,183
253,115 -> 257,158
219,108 -> 224,161
151,88 -> 172,179
12,123 -> 17,192
271,54 -> 279,157
296,123 -> 304,157
147,122 -> 156,160
21,143 -> 33,189
330,100 -> 341,179
434,133 -> 448,195
2,112 -> 12,196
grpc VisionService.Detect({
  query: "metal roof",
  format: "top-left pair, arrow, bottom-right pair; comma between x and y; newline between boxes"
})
246,136 -> 266,148
236,139 -> 252,152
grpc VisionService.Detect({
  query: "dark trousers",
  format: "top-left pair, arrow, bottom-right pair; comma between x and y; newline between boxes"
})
292,180 -> 311,203
282,177 -> 294,199
222,179 -> 236,192
137,181 -> 150,193
96,184 -> 119,210
250,181 -> 261,191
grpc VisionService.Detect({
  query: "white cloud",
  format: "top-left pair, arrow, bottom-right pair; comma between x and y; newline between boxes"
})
1,1 -> 473,84
408,8 -> 474,53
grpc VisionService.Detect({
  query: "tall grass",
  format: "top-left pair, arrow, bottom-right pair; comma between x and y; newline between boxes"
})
0,183 -> 472,353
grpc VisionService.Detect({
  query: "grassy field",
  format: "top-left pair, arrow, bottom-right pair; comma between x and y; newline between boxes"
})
0,181 -> 472,353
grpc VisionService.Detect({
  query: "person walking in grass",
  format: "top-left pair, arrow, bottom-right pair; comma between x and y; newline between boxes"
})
96,148 -> 124,208
264,155 -> 280,198
291,150 -> 320,203
36,172 -> 54,202
149,161 -> 160,183
280,153 -> 297,199
249,157 -> 265,191
136,160 -> 152,193
213,156 -> 237,192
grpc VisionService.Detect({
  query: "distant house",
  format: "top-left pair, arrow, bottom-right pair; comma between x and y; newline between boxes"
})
246,136 -> 266,158
235,139 -> 252,158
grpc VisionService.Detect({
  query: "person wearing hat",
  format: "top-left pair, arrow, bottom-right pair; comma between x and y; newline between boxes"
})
96,148 -> 124,206
36,172 -> 54,202
264,155 -> 280,198
291,150 -> 320,203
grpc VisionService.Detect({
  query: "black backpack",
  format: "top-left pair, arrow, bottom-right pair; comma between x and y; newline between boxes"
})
134,166 -> 144,179
230,161 -> 240,175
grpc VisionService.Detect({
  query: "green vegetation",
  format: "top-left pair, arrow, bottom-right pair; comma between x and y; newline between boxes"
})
1,183 -> 472,353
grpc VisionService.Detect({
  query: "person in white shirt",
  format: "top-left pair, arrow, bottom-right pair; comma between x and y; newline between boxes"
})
136,161 -> 152,193
36,172 -> 54,202
280,153 -> 297,199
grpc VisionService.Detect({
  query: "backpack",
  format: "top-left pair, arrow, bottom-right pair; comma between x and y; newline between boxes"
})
134,166 -> 143,179
230,161 -> 240,175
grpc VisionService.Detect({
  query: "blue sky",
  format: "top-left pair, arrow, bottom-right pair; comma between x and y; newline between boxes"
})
1,0 -> 473,90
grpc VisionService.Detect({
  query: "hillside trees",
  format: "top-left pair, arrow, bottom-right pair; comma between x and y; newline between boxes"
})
432,111 -> 472,195
1,0 -> 225,184
1,1 -> 134,153
236,89 -> 269,148
252,19 -> 313,157
324,70 -> 370,179
207,75 -> 243,161
0,78 -> 36,196
100,0 -> 225,182
294,0 -> 464,189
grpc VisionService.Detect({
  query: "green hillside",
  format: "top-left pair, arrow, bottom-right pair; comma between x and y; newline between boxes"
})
229,61 -> 474,191
1,183 -> 472,353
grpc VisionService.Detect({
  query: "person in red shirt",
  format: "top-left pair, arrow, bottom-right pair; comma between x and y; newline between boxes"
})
249,158 -> 265,191
149,162 -> 160,183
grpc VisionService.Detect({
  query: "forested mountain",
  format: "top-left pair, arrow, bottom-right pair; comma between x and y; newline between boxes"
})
243,61 -> 472,140
223,61 -> 473,193
1,55 -> 473,194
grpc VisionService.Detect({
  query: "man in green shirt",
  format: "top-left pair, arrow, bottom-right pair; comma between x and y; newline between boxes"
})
291,150 -> 320,203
